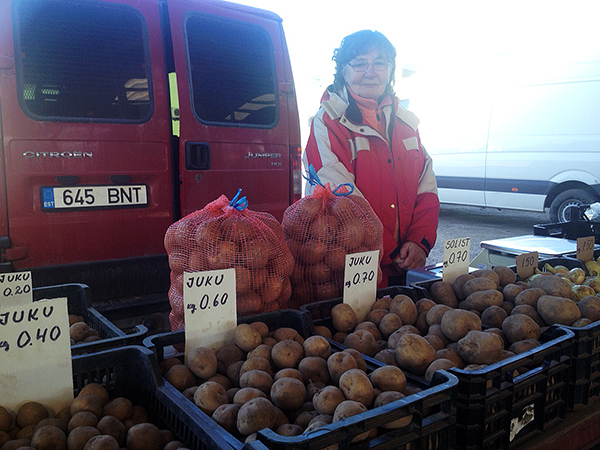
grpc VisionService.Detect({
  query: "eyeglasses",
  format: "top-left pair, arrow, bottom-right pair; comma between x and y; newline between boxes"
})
347,61 -> 390,72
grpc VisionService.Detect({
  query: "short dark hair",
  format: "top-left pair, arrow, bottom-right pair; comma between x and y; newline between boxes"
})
332,30 -> 397,93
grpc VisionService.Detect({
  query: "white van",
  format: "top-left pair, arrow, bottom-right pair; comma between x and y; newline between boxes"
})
411,60 -> 600,223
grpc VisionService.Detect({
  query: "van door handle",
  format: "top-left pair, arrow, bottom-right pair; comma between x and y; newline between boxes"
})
185,142 -> 210,170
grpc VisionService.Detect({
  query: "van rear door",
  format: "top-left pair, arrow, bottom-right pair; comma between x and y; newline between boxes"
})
167,0 -> 296,220
1,0 -> 173,292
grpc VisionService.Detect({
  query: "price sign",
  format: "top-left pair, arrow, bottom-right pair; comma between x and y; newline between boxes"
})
0,297 -> 73,413
515,251 -> 539,280
184,268 -> 237,355
343,250 -> 379,322
0,271 -> 33,308
442,237 -> 470,284
577,236 -> 595,262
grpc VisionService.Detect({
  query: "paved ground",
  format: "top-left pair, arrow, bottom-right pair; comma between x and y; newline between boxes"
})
426,204 -> 550,266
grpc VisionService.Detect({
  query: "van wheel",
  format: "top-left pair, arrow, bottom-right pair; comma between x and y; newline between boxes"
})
549,189 -> 598,223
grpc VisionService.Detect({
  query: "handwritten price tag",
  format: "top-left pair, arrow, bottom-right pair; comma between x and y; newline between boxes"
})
442,237 -> 470,284
577,236 -> 595,262
0,271 -> 33,308
0,297 -> 73,412
343,250 -> 379,322
184,268 -> 237,355
515,251 -> 539,280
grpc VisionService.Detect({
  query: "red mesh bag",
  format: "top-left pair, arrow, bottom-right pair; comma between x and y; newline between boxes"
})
164,191 -> 294,331
282,176 -> 384,309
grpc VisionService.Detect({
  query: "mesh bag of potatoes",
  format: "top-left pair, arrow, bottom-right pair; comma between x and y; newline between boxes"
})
282,170 -> 383,308
164,190 -> 295,331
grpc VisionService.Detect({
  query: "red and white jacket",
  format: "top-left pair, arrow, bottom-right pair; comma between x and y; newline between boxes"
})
303,86 -> 439,275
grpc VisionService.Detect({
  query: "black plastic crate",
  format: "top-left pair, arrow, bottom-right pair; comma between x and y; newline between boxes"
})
533,220 -> 600,244
144,309 -> 458,450
33,283 -> 147,355
299,285 -> 429,334
72,345 -> 242,450
446,326 -> 574,450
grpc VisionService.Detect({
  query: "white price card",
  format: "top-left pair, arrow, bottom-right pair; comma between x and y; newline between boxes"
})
0,297 -> 73,413
442,237 -> 471,284
0,271 -> 33,308
515,251 -> 539,280
184,268 -> 237,355
343,250 -> 379,322
577,236 -> 595,262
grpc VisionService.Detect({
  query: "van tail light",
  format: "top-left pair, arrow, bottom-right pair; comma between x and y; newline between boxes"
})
291,145 -> 302,203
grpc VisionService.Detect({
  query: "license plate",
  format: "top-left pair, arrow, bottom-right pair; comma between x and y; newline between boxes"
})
41,185 -> 148,210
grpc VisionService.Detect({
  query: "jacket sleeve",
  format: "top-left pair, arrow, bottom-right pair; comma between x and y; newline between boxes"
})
404,141 -> 440,255
302,109 -> 364,197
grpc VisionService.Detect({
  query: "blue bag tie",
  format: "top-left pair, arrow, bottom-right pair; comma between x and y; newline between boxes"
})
229,188 -> 248,210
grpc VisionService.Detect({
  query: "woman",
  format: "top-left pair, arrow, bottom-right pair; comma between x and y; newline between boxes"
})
303,30 -> 439,286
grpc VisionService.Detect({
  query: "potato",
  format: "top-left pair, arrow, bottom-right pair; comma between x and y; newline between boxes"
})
338,369 -> 374,406
440,309 -> 482,342
426,305 -> 453,326
313,325 -> 333,340
68,412 -> 98,432
331,303 -> 358,333
366,309 -> 388,327
423,334 -> 445,351
271,339 -> 304,369
493,265 -> 517,287
274,368 -> 303,383
502,284 -> 524,303
462,277 -> 498,298
70,394 -> 104,420
215,344 -> 245,374
275,424 -> 303,437
387,325 -> 420,349
312,386 -> 346,415
374,349 -> 398,366
234,323 -> 262,352
472,269 -> 500,288
273,327 -> 303,344
0,406 -> 12,432
163,365 -> 196,392
511,304 -> 545,327
17,402 -> 49,428
239,369 -> 274,395
371,296 -> 392,311
298,357 -> 330,385
303,335 -> 331,359
436,348 -> 465,369
332,401 -> 369,442
343,330 -> 378,357
327,352 -> 357,384
78,383 -> 109,406
270,378 -> 306,411
578,295 -> 600,322
429,281 -> 458,307
373,391 -> 411,429
502,314 -> 541,343
424,358 -> 457,382
83,435 -> 120,450
126,423 -> 162,450
508,339 -> 541,355
515,288 -> 546,308
193,381 -> 228,415
529,274 -> 572,298
481,305 -> 508,328
237,397 -> 276,436
378,313 -> 403,339
96,416 -> 125,446
389,295 -> 418,325
457,330 -> 504,364
211,404 -> 241,435
452,273 -> 475,301
355,321 -> 382,340
240,356 -> 272,377
67,426 -> 101,450
463,289 -> 504,313
537,295 -> 581,325
186,346 -> 217,379
395,333 -> 437,375
232,388 -> 266,405
226,360 -> 245,387
369,366 -> 406,393
30,425 -> 66,449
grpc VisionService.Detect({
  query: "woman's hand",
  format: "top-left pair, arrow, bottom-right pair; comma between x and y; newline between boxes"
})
393,241 -> 427,270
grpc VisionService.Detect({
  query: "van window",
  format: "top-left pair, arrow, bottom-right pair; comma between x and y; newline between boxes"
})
185,14 -> 277,127
14,0 -> 152,122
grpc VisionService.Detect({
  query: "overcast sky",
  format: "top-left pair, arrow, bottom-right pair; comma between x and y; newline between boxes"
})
236,0 -> 600,143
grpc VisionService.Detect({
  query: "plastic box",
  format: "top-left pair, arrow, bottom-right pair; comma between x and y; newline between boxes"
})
144,309 -> 459,450
33,283 -> 147,355
72,345 -> 243,450
533,220 -> 600,244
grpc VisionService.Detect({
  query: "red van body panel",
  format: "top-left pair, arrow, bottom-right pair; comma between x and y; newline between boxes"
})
0,0 -> 301,303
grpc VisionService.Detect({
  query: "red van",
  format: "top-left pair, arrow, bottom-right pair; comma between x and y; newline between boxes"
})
0,0 -> 301,311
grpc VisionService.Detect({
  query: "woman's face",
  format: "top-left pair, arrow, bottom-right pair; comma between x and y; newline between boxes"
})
342,47 -> 391,100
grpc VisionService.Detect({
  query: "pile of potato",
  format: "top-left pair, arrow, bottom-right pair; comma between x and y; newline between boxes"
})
0,384 -> 188,450
159,321 -> 415,444
69,314 -> 101,346
316,264 -> 600,382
